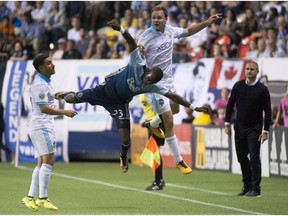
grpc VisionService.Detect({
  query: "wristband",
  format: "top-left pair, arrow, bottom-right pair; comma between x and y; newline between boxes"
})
189,103 -> 196,110
120,26 -> 125,34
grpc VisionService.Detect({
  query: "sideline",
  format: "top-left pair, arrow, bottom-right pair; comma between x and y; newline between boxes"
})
18,165 -> 266,215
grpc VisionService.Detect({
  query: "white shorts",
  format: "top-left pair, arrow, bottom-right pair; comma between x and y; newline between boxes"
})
145,93 -> 171,115
29,128 -> 56,158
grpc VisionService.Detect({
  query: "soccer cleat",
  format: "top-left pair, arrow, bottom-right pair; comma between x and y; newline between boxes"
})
21,197 -> 38,211
36,198 -> 58,211
54,91 -> 67,100
176,160 -> 192,175
145,179 -> 165,191
120,153 -> 128,173
142,122 -> 165,138
244,190 -> 261,197
237,186 -> 252,196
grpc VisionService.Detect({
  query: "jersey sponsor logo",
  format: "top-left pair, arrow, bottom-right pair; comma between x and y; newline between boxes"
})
127,77 -> 141,92
157,41 -> 172,52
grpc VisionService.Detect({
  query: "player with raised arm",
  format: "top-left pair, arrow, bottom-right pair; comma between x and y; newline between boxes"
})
138,5 -> 222,174
55,20 -> 211,173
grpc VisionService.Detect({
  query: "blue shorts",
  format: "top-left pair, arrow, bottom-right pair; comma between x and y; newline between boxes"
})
75,82 -> 130,122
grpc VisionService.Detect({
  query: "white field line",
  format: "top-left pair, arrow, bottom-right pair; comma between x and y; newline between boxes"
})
18,166 -> 267,215
166,183 -> 232,196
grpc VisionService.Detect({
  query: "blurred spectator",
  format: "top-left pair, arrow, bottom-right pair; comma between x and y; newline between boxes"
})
20,11 -> 44,56
236,8 -> 258,45
62,39 -> 82,59
218,9 -> 238,46
67,16 -> 81,43
273,84 -> 288,128
212,42 -> 227,59
45,1 -> 67,47
214,87 -> 230,124
76,27 -> 89,58
66,1 -> 86,23
90,39 -> 109,59
31,1 -> 47,24
141,9 -> 151,28
244,39 -> 258,59
0,16 -> 14,36
253,37 -> 268,58
9,1 -> 25,36
266,27 -> 286,57
196,1 -> 209,21
51,37 -> 66,60
277,16 -> 288,54
211,109 -> 225,126
270,1 -> 286,17
135,17 -> 147,42
0,1 -> 11,22
262,7 -> 278,30
120,8 -> 137,38
176,1 -> 190,21
9,40 -> 28,61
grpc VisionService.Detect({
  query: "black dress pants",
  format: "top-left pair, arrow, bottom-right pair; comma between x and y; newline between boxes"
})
234,123 -> 262,192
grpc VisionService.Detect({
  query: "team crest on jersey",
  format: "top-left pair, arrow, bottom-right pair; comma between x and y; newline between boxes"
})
39,94 -> 45,100
77,92 -> 83,98
158,98 -> 164,106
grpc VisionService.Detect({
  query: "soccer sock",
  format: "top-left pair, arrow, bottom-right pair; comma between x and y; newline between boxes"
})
27,166 -> 40,198
39,163 -> 53,199
121,143 -> 130,156
150,115 -> 162,128
155,157 -> 163,183
165,135 -> 183,163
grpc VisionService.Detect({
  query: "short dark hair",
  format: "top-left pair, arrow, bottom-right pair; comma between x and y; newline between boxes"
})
153,67 -> 163,82
33,53 -> 49,72
152,5 -> 168,18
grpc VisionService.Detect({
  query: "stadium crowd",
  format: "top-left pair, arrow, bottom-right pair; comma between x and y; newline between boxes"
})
0,1 -> 288,61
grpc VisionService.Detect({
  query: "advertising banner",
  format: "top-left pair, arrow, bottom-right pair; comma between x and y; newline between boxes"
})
192,126 -> 231,172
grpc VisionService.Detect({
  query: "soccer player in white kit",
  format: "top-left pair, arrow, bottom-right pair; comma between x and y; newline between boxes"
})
138,5 -> 222,174
21,53 -> 77,211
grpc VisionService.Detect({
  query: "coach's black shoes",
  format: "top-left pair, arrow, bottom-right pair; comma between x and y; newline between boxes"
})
237,186 -> 252,196
145,179 -> 165,190
245,190 -> 261,197
120,153 -> 128,173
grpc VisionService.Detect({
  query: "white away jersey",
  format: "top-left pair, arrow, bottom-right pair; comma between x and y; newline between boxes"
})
138,25 -> 185,89
29,73 -> 55,130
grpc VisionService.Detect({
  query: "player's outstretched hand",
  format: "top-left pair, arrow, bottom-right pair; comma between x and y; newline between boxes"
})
107,20 -> 120,31
195,105 -> 212,115
208,13 -> 222,25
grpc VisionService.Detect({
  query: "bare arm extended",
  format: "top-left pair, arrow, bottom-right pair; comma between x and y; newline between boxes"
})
183,13 -> 222,37
164,91 -> 212,114
39,104 -> 77,118
107,20 -> 137,53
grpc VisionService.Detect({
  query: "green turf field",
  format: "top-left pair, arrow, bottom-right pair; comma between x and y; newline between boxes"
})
0,162 -> 287,215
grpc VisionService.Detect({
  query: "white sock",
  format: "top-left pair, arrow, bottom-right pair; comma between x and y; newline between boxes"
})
27,167 -> 40,197
39,163 -> 52,199
166,135 -> 183,163
150,115 -> 162,128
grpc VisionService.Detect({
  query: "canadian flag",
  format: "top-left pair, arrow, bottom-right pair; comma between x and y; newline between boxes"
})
209,59 -> 247,90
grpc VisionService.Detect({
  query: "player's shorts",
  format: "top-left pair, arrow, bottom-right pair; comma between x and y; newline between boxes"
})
145,93 -> 171,115
75,84 -> 131,128
29,128 -> 56,158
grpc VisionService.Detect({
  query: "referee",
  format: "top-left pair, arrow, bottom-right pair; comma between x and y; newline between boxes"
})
224,61 -> 271,197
